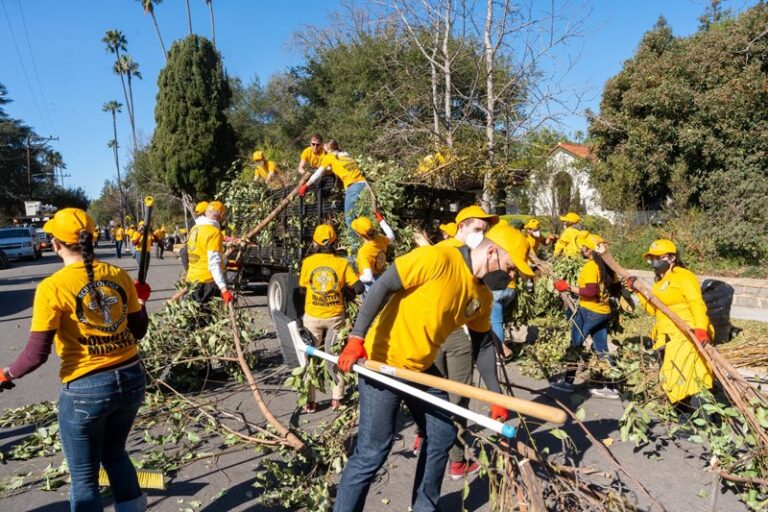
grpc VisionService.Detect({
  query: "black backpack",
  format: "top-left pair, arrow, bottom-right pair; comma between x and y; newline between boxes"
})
701,279 -> 734,343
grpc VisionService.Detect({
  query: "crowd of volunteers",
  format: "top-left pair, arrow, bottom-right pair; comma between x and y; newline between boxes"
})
0,133 -> 717,512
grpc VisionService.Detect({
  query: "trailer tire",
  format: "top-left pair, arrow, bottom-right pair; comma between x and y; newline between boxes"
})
268,273 -> 303,322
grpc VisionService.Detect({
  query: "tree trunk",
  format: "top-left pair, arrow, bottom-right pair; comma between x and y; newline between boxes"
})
126,74 -> 138,151
151,13 -> 168,59
482,0 -> 495,211
185,0 -> 192,35
442,0 -> 453,148
430,57 -> 440,148
113,49 -> 134,134
111,113 -> 125,221
208,1 -> 216,45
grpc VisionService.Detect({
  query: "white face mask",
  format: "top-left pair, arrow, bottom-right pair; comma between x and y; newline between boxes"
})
531,230 -> 541,238
465,232 -> 484,249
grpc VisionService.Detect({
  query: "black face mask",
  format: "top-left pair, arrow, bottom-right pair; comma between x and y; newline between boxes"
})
482,252 -> 512,291
651,258 -> 671,275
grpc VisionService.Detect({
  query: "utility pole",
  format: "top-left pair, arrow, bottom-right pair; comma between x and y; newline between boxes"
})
25,135 -> 60,199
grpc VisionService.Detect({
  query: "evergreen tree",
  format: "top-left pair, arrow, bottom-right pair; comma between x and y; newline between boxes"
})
149,35 -> 236,199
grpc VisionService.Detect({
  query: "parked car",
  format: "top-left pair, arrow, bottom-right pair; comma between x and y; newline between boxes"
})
35,228 -> 53,251
0,227 -> 42,260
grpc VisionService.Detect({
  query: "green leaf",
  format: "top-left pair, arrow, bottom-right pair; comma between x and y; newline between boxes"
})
549,428 -> 569,441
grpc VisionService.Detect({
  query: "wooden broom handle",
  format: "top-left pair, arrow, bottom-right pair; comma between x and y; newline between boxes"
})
363,360 -> 567,425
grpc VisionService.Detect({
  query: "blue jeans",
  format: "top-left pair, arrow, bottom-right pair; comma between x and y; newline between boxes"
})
571,307 -> 610,354
334,373 -> 457,512
58,362 -> 146,511
344,181 -> 366,229
115,240 -> 123,258
491,288 -> 518,342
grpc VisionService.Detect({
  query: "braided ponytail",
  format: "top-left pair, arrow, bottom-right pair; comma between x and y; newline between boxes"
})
78,230 -> 103,312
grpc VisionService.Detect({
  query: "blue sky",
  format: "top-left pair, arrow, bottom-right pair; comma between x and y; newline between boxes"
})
0,0 -> 752,199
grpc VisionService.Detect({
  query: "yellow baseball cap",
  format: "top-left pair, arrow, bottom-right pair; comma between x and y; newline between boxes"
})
43,208 -> 96,245
194,201 -> 209,215
439,222 -> 457,237
207,201 -> 226,214
644,239 -> 677,259
312,224 -> 337,245
559,212 -> 581,224
575,231 -> 605,251
484,223 -> 534,277
455,205 -> 499,226
251,150 -> 264,161
524,218 -> 541,230
351,217 -> 373,235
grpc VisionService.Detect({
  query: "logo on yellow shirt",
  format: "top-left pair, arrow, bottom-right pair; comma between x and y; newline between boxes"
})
464,297 -> 481,318
75,281 -> 128,333
375,251 -> 386,272
310,267 -> 339,295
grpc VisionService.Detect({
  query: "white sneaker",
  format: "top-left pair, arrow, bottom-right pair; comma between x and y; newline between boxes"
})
549,379 -> 575,393
589,386 -> 619,399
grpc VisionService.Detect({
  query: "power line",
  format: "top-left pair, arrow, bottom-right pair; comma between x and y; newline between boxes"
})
0,0 -> 53,135
16,0 -> 58,139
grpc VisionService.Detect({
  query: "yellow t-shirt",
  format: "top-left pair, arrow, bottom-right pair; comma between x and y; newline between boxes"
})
31,261 -> 141,383
554,226 -> 581,258
320,153 -> 365,189
356,235 -> 390,276
301,146 -> 326,169
299,252 -> 358,319
577,259 -> 612,315
153,228 -> 166,240
113,227 -> 125,241
435,237 -> 463,248
364,245 -> 492,372
186,224 -> 224,284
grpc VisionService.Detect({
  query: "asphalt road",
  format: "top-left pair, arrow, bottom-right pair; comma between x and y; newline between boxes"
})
0,245 -> 749,511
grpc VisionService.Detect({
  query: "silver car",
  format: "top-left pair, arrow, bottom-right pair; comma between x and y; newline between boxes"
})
0,227 -> 42,260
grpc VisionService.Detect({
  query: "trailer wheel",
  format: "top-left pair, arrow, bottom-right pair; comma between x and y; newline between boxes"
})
268,273 -> 303,322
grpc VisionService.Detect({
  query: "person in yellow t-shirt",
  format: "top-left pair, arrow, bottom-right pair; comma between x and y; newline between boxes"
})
297,139 -> 367,228
333,223 -> 533,510
251,150 -> 285,190
552,232 -> 620,398
523,218 -> 555,256
298,224 -> 364,413
185,201 -> 234,305
625,239 -> 714,408
298,133 -> 326,176
0,208 -> 151,512
112,223 -> 125,259
153,225 -> 167,259
350,215 -> 396,289
553,212 -> 582,258
125,225 -> 136,257
130,223 -> 158,270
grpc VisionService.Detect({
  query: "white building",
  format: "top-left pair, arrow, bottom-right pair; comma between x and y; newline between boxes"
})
529,142 -> 616,222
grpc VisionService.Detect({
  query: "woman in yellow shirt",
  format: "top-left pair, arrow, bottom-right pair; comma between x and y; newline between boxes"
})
298,224 -> 363,412
553,212 -> 582,258
0,208 -> 151,511
351,215 -> 396,289
627,239 -> 713,407
552,232 -> 619,398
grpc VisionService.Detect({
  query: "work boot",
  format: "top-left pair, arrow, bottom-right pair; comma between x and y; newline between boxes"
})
448,460 -> 480,480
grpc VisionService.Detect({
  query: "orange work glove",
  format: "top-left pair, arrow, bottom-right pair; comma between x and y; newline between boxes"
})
693,328 -> 709,346
222,290 -> 235,304
553,279 -> 569,293
133,280 -> 151,302
625,276 -> 637,291
490,404 -> 509,422
338,335 -> 367,373
0,368 -> 15,392
298,184 -> 309,197
375,210 -> 384,222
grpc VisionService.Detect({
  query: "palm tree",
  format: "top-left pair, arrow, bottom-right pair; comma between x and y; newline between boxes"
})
113,55 -> 141,150
102,30 -> 134,138
204,0 -> 216,45
184,0 -> 193,35
102,101 -> 125,219
44,151 -> 65,187
138,0 -> 167,59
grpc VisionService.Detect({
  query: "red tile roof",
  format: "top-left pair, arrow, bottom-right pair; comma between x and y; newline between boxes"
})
551,142 -> 591,159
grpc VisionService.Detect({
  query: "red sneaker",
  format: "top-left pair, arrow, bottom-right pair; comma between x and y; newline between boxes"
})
412,432 -> 423,455
448,460 -> 480,480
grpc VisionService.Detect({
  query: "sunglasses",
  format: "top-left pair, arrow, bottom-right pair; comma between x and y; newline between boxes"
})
310,142 -> 321,146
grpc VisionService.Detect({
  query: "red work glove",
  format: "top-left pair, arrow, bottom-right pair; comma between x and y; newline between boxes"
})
338,335 -> 367,373
490,404 -> 509,422
298,184 -> 309,197
625,276 -> 637,291
693,328 -> 709,346
222,290 -> 235,304
553,279 -> 569,293
0,368 -> 15,392
133,280 -> 151,302
375,210 -> 384,222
